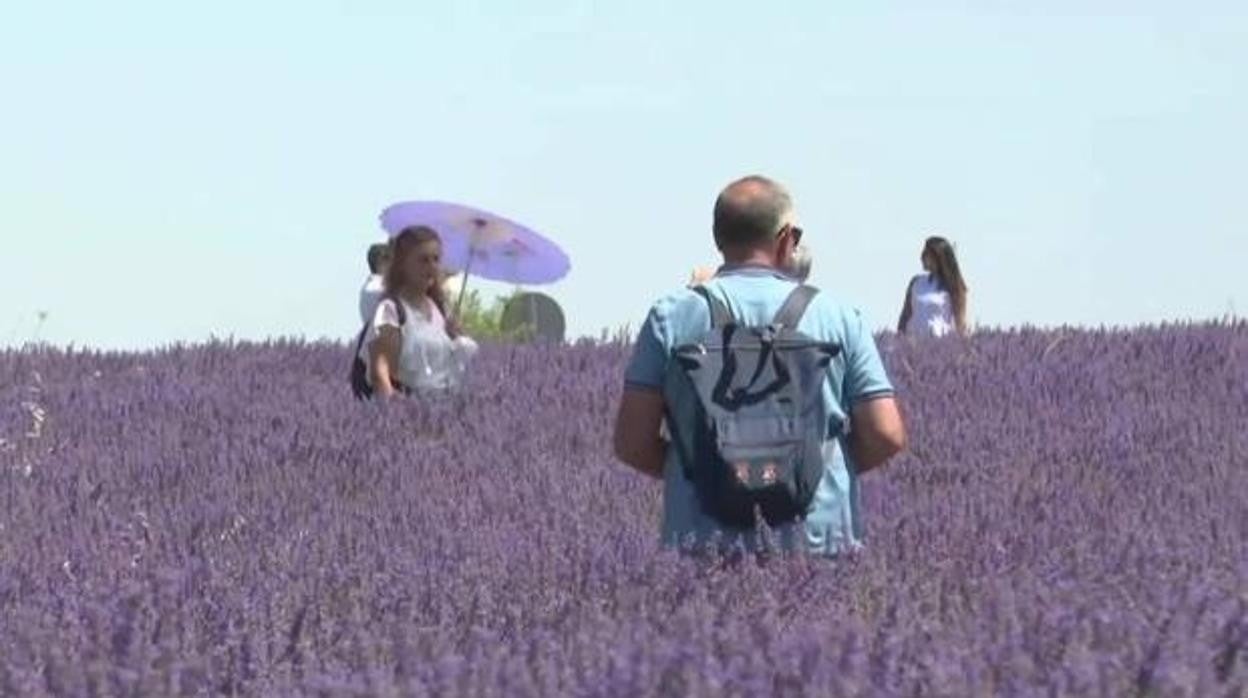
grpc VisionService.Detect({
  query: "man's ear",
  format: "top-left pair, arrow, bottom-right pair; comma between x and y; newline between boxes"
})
772,236 -> 793,268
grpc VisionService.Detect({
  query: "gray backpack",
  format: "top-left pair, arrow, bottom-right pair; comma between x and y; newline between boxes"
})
665,285 -> 842,529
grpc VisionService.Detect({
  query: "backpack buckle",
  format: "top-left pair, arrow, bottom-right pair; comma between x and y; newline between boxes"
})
760,462 -> 778,485
733,462 -> 750,483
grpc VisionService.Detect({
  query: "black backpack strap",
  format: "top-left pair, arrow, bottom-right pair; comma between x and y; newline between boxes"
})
772,285 -> 819,329
388,296 -> 408,326
355,296 -> 406,352
692,285 -> 733,328
355,297 -> 407,364
366,296 -> 409,328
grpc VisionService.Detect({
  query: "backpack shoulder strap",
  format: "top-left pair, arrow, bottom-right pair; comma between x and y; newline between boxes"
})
352,323 -> 370,354
355,296 -> 406,354
772,285 -> 819,329
384,295 -> 408,326
691,285 -> 733,328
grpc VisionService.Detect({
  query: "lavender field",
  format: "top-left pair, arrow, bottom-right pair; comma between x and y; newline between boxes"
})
1,324 -> 1246,697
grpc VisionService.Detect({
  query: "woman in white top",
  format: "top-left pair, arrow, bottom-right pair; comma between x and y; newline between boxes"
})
897,236 -> 969,337
361,226 -> 479,397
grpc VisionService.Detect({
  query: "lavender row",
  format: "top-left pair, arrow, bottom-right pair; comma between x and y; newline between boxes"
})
1,324 -> 1245,696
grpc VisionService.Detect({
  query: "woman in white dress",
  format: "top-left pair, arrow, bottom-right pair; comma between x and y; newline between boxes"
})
360,226 -> 479,398
897,236 -> 969,337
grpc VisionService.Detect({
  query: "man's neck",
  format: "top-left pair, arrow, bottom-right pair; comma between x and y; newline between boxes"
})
721,249 -> 778,269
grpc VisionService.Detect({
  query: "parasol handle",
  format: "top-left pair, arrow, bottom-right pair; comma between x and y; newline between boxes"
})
455,219 -> 485,317
455,255 -> 473,317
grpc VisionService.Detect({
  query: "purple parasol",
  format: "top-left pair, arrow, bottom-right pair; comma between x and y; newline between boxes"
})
379,201 -> 570,286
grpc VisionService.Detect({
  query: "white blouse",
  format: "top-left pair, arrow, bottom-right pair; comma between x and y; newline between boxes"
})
359,297 -> 479,391
905,273 -> 957,337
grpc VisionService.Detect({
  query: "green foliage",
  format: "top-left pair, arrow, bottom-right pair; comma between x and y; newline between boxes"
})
452,289 -> 533,342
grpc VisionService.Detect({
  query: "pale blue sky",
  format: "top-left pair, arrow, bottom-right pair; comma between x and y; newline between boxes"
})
2,2 -> 1244,350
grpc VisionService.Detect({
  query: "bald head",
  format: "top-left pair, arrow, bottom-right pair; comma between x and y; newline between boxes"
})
713,175 -> 794,251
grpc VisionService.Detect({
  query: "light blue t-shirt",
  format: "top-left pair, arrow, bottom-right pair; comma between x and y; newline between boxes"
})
623,265 -> 895,557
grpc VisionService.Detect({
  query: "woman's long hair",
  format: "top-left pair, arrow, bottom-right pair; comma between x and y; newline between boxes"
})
923,236 -> 968,327
384,226 -> 451,321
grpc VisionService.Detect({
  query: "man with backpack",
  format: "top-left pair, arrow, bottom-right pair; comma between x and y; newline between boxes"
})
359,242 -> 391,324
612,175 -> 906,556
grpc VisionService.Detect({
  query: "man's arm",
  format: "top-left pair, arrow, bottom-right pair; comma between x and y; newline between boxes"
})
842,306 -> 906,473
848,395 -> 906,474
612,387 -> 667,479
614,300 -> 673,480
688,266 -> 715,287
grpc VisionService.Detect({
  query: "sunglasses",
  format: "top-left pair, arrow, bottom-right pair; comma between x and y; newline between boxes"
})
780,224 -> 803,246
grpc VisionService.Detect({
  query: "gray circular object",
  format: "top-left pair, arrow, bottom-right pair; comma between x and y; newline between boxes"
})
500,292 -> 566,343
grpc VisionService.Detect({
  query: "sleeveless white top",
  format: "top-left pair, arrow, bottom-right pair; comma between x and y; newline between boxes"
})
358,297 -> 479,391
905,273 -> 956,337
